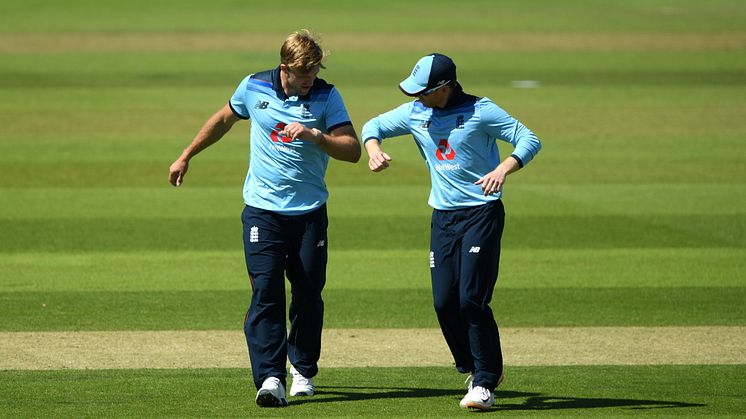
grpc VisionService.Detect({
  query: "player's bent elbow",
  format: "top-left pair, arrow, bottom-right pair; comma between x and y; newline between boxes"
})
331,144 -> 360,163
349,146 -> 362,163
343,139 -> 362,163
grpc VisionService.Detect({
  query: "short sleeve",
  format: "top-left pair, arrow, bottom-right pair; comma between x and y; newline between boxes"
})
228,76 -> 252,120
324,87 -> 352,132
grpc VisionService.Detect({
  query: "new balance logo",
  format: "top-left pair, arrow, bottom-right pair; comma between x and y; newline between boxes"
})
316,240 -> 325,247
429,251 -> 435,268
468,246 -> 481,253
254,101 -> 269,109
249,226 -> 259,243
420,120 -> 430,129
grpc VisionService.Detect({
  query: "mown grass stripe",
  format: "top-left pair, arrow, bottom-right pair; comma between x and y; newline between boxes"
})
1,248 -> 744,292
2,184 -> 746,218
1,287 -> 743,331
0,213 -> 743,253
1,365 -> 744,417
3,0 -> 746,33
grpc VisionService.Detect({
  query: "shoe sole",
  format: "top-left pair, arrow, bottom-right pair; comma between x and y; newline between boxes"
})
255,391 -> 287,407
290,390 -> 314,396
465,401 -> 493,411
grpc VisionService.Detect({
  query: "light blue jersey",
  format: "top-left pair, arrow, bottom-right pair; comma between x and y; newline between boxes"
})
362,87 -> 541,210
229,67 -> 352,215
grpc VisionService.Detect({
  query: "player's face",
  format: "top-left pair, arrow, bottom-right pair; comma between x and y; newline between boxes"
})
282,65 -> 320,96
417,84 -> 450,108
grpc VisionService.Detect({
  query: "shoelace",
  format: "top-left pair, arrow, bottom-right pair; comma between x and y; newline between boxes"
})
471,386 -> 491,400
464,373 -> 474,390
293,371 -> 311,387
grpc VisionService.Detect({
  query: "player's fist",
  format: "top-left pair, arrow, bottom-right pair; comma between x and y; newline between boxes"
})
368,152 -> 392,172
169,159 -> 189,186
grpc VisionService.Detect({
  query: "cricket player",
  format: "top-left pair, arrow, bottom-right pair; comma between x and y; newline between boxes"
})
361,53 -> 541,410
168,30 -> 360,407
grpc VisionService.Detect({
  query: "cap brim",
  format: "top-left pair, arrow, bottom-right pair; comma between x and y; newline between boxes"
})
399,76 -> 426,97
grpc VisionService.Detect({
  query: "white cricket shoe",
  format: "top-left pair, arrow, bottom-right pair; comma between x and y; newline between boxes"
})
459,385 -> 494,410
255,377 -> 288,407
289,365 -> 314,396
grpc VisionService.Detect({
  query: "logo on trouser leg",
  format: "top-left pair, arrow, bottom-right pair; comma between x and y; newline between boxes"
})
429,251 -> 435,268
316,240 -> 325,247
250,226 -> 259,243
468,246 -> 481,253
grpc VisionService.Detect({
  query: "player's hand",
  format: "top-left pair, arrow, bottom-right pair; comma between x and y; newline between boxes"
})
475,167 -> 507,196
368,151 -> 392,172
169,159 -> 189,187
281,122 -> 318,142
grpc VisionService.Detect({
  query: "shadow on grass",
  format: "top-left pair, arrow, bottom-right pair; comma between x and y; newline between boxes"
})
492,390 -> 705,412
294,386 -> 705,412
291,386 -> 462,405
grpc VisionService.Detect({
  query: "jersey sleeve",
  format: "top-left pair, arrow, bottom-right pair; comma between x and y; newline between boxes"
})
324,87 -> 352,132
480,99 -> 541,167
228,75 -> 252,120
361,103 -> 412,144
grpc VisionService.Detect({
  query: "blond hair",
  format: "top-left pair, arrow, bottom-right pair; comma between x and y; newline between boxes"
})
280,29 -> 326,71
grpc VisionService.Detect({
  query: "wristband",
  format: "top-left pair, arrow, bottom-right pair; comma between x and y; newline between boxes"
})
311,128 -> 323,143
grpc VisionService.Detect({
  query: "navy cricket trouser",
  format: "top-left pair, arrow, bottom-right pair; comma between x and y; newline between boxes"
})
430,199 -> 505,391
241,204 -> 328,390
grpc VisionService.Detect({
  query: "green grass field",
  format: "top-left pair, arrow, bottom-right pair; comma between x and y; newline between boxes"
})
1,0 -> 745,416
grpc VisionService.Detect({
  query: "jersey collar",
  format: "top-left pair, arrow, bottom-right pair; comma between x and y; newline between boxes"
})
271,65 -> 313,101
441,83 -> 472,110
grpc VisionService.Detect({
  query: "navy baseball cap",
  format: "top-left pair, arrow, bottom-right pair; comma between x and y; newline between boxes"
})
399,53 -> 457,96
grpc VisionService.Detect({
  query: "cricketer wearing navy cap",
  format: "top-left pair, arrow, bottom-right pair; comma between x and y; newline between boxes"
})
362,53 -> 542,411
399,53 -> 457,96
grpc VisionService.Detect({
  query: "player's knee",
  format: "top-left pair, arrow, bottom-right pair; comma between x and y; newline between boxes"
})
458,298 -> 487,319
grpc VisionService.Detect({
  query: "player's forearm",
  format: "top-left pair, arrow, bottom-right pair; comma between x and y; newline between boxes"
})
316,133 -> 361,163
364,138 -> 383,156
179,109 -> 236,162
178,129 -> 222,162
510,127 -> 542,167
497,155 -> 521,175
310,124 -> 361,163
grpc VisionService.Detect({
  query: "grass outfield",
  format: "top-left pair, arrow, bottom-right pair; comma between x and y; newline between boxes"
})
2,366 -> 745,417
1,0 -> 745,416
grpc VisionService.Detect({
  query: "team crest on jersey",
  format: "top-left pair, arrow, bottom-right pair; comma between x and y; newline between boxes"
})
420,120 -> 430,129
456,115 -> 465,129
254,100 -> 269,109
301,103 -> 313,119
